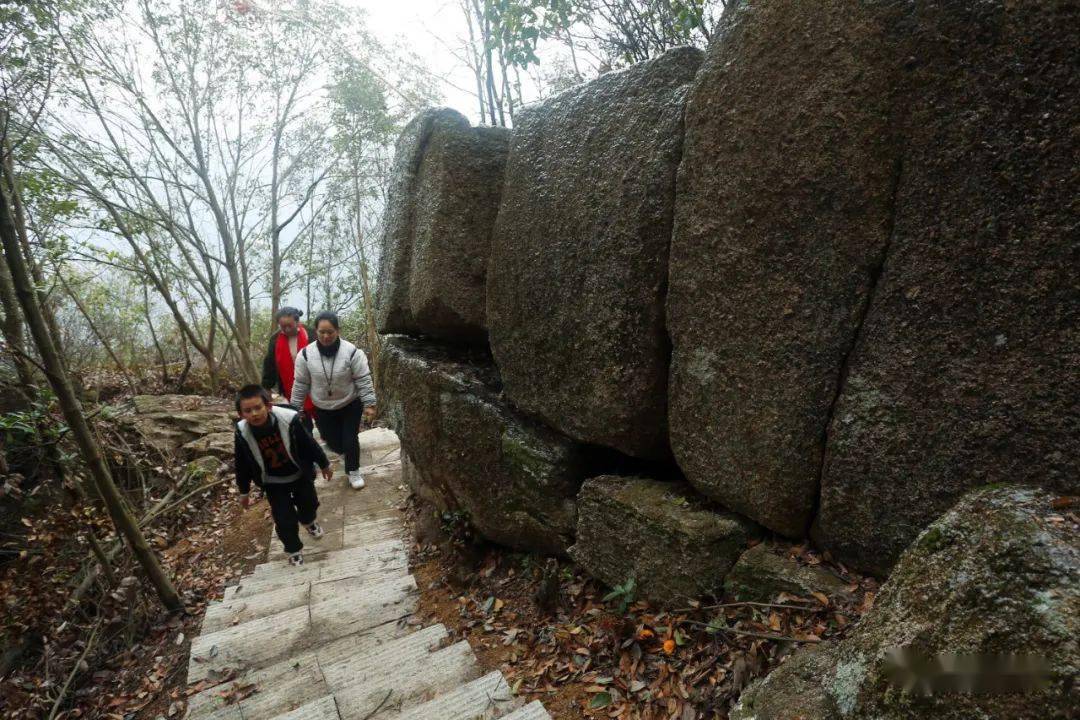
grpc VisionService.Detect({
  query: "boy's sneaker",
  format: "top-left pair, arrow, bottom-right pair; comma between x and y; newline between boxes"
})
347,470 -> 365,490
288,551 -> 304,567
305,521 -> 324,539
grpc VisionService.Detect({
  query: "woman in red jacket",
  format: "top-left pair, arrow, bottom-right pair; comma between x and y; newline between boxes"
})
260,307 -> 316,429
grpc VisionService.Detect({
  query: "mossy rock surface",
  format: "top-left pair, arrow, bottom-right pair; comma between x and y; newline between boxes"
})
378,336 -> 585,555
733,485 -> 1079,719
568,476 -> 760,604
724,543 -> 849,603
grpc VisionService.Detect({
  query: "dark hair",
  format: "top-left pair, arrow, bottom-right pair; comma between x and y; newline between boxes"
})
235,384 -> 272,413
314,311 -> 340,329
275,306 -> 303,321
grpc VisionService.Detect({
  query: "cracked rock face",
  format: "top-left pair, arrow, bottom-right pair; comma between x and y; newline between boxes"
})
669,0 -> 1079,565
815,0 -> 1080,574
667,1 -> 901,538
487,46 -> 703,460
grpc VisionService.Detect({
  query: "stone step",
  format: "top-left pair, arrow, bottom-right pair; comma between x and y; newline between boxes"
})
267,517 -> 402,561
251,538 -> 406,578
329,640 -> 482,720
205,559 -> 413,634
202,583 -> 310,635
391,670 -> 517,720
217,557 -> 410,604
270,695 -> 340,720
358,427 -> 401,467
187,624 -> 450,720
266,640 -> 483,720
501,701 -> 553,720
188,576 -> 418,684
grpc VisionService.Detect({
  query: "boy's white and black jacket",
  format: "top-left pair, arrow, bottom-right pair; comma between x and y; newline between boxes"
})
290,339 -> 377,411
234,405 -> 329,494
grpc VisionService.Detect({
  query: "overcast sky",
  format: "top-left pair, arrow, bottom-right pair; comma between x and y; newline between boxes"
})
346,0 -> 578,126
348,0 -> 490,123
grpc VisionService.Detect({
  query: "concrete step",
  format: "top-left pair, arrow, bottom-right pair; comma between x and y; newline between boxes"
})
391,670 -> 517,720
358,427 -> 401,466
187,624 -> 450,720
501,701 -> 554,720
251,538 -> 405,579
330,640 -> 482,719
217,551 -> 408,604
204,559 -> 413,634
188,575 -> 418,684
270,695 -> 341,720
267,517 -> 402,562
202,583 -> 310,635
266,640 -> 482,720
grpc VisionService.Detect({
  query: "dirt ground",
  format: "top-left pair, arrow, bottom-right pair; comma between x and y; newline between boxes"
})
0,470 -> 274,720
404,499 -> 877,720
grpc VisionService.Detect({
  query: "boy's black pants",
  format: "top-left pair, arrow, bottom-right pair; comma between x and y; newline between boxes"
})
263,478 -> 319,554
314,398 -> 364,472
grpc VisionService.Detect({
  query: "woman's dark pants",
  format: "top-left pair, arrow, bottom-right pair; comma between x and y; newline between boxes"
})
263,478 -> 320,554
313,398 -> 364,472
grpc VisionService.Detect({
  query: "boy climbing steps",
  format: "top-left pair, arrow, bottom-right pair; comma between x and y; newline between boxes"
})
234,384 -> 333,566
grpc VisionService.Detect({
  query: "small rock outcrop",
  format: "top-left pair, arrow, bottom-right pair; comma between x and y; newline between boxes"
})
569,476 -> 759,604
487,47 -> 703,459
182,431 -> 233,461
732,486 -> 1079,720
379,336 -> 586,556
724,543 -> 849,604
375,108 -> 508,344
118,394 -> 234,457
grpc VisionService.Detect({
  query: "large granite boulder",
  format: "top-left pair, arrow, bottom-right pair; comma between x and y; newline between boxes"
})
732,486 -> 1079,720
487,47 -> 703,459
375,108 -> 508,344
117,395 -> 234,456
569,476 -> 760,604
378,336 -> 586,556
815,0 -> 1080,574
666,1 -> 900,536
668,0 -> 1079,549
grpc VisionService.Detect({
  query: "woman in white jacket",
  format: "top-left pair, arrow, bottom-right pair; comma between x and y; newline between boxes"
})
290,311 -> 377,489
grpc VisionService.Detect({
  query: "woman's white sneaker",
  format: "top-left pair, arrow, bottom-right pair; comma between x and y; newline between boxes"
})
305,521 -> 324,539
288,551 -> 304,566
348,470 -> 366,490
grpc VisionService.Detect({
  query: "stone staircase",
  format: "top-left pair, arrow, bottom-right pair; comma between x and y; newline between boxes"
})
184,430 -> 550,720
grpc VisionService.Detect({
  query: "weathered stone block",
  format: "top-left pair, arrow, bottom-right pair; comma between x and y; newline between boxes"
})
375,108 -> 508,344
667,1 -> 900,537
378,336 -> 585,556
733,486 -> 1079,720
119,394 -> 234,456
568,476 -> 759,604
724,543 -> 849,604
487,47 -> 703,459
182,431 -> 233,461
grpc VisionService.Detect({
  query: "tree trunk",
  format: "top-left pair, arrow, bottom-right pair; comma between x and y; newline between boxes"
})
0,240 -> 35,398
142,281 -> 170,386
0,160 -> 182,613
